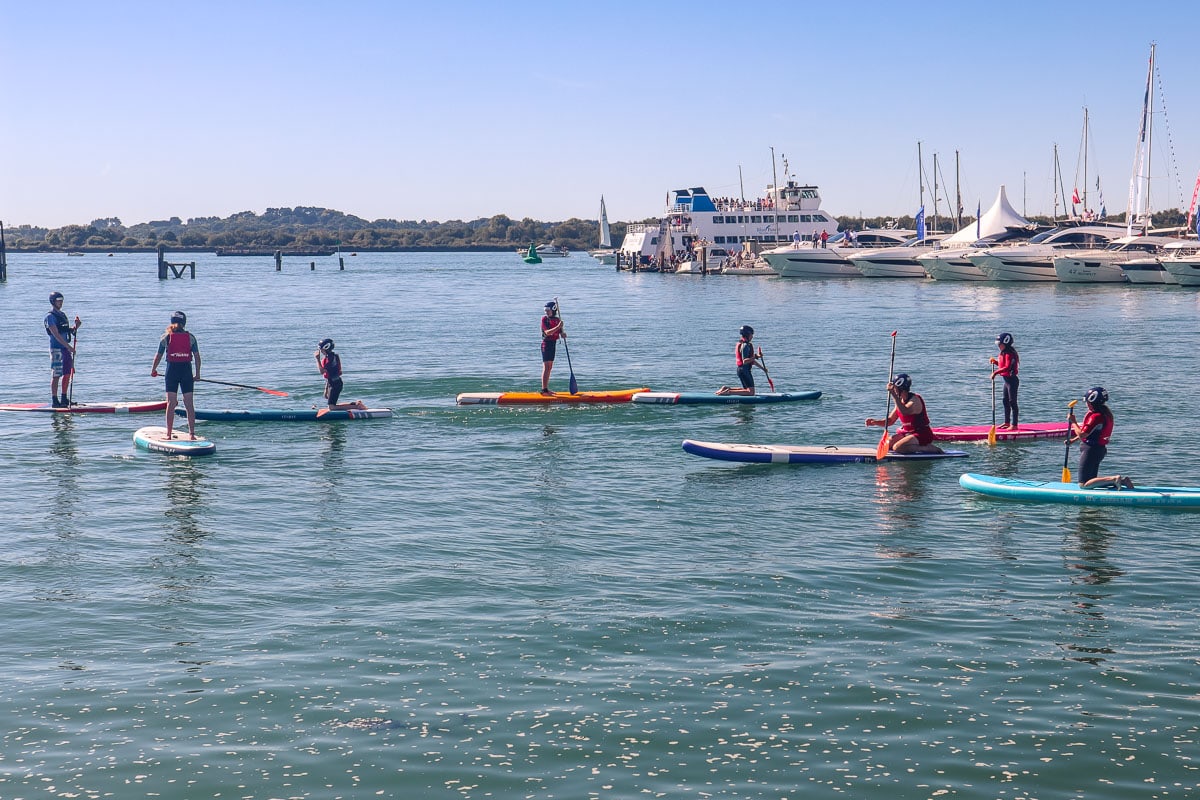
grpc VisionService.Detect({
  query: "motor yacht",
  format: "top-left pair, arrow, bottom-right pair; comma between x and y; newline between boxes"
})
968,223 -> 1124,281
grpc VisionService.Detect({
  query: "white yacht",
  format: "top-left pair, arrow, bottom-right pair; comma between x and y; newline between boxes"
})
761,228 -> 913,277
968,223 -> 1124,281
517,243 -> 570,258
1052,235 -> 1188,283
618,182 -> 838,266
850,234 -> 948,278
1159,241 -> 1200,286
918,185 -> 1038,280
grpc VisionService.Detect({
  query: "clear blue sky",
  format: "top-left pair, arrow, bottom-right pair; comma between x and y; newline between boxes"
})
2,0 -> 1197,228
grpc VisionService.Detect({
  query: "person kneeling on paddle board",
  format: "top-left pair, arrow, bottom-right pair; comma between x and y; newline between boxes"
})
989,332 -> 1020,430
315,339 -> 367,417
717,325 -> 762,396
1069,386 -> 1134,490
150,311 -> 200,441
540,301 -> 565,395
865,373 -> 944,454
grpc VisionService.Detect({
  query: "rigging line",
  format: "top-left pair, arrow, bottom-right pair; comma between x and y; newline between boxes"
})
1154,64 -> 1185,211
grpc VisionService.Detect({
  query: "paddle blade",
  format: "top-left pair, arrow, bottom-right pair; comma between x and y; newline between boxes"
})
875,429 -> 890,461
1062,465 -> 1072,483
987,425 -> 998,446
568,372 -> 578,395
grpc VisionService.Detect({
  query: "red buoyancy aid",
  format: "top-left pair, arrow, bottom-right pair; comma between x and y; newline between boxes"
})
997,350 -> 1019,377
541,315 -> 561,341
897,393 -> 932,433
166,331 -> 193,363
1081,408 -> 1113,446
735,339 -> 752,366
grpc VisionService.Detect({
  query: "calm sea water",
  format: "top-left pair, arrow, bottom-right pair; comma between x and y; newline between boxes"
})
2,251 -> 1199,799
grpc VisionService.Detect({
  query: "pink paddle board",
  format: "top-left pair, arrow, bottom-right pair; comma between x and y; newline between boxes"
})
931,422 -> 1069,442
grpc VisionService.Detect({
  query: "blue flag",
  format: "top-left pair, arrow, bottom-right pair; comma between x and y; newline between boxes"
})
976,200 -> 981,240
915,205 -> 926,241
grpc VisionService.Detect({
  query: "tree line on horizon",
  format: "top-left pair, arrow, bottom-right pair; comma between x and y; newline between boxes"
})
1,206 -> 1190,252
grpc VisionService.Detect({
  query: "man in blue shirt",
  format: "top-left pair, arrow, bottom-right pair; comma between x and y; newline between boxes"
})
45,291 -> 81,407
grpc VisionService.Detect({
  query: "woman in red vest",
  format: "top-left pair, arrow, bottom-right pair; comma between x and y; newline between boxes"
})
150,311 -> 201,440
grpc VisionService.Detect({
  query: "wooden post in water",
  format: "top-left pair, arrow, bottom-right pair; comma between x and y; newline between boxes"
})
339,255 -> 345,271
157,246 -> 196,279
310,261 -> 315,271
0,219 -> 8,282
275,250 -> 283,272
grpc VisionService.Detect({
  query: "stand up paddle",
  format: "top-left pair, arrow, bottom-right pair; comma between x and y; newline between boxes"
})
69,315 -> 80,406
196,377 -> 288,397
555,297 -> 578,394
988,370 -> 998,446
1061,399 -> 1078,482
757,349 -> 775,392
875,331 -> 898,461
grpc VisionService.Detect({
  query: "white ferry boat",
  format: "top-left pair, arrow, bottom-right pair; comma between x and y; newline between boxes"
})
618,181 -> 839,266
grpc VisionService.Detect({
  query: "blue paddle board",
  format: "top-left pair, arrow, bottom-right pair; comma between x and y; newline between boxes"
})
633,391 -> 821,405
682,439 -> 967,464
960,473 -> 1200,509
181,407 -> 392,421
133,426 -> 216,456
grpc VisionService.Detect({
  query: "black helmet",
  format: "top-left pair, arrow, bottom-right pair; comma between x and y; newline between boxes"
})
318,338 -> 335,353
544,300 -> 557,313
1085,386 -> 1108,405
170,311 -> 186,326
996,332 -> 1014,346
891,373 -> 913,392
739,325 -> 754,338
49,291 -> 63,303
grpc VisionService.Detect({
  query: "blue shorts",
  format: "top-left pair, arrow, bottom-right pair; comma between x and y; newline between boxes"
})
541,338 -> 557,363
51,347 -> 74,378
737,364 -> 754,390
165,362 -> 194,395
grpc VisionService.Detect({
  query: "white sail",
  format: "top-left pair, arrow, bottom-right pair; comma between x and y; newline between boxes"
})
599,196 -> 612,248
1127,44 -> 1155,236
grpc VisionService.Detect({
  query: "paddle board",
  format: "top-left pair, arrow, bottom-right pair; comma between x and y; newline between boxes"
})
959,473 -> 1200,509
456,388 -> 649,405
181,407 -> 393,421
133,426 -> 216,456
0,400 -> 167,414
931,422 -> 1068,442
633,390 -> 822,405
682,439 -> 968,464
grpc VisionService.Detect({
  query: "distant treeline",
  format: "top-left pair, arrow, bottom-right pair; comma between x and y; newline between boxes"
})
2,206 -> 1189,253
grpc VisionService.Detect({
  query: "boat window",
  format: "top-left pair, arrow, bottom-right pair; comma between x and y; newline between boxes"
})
713,216 -> 723,224
1027,231 -> 1055,244
787,215 -> 799,223
800,215 -> 812,223
812,214 -> 828,222
751,216 -> 761,223
714,236 -> 726,244
763,215 -> 774,223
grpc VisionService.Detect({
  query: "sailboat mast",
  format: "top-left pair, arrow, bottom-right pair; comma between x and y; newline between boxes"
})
1083,107 -> 1089,213
770,146 -> 780,246
955,150 -> 963,228
932,153 -> 941,234
917,141 -> 925,211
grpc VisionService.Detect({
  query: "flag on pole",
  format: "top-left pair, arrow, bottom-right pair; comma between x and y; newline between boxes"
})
915,205 -> 926,241
976,201 -> 981,240
1071,187 -> 1081,205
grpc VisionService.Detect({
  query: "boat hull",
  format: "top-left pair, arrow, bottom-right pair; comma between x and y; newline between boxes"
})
972,255 -> 1059,282
1163,259 -> 1200,286
1052,257 -> 1128,283
762,249 -> 860,277
921,256 -> 988,281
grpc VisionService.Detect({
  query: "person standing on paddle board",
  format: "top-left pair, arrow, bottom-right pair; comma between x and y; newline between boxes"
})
717,325 -> 762,396
540,301 -> 565,395
1069,386 -> 1134,489
989,332 -> 1020,430
45,291 -> 81,407
150,311 -> 201,441
314,339 -> 367,417
865,373 -> 944,454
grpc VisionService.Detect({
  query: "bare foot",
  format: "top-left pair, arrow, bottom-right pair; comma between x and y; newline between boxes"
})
316,408 -> 330,418
355,400 -> 367,409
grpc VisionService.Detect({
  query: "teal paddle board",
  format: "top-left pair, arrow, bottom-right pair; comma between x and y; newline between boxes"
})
133,426 -> 216,456
960,473 -> 1200,509
633,391 -> 821,405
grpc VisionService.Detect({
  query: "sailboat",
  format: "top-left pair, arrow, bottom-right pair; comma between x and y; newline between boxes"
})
590,196 -> 617,264
852,143 -> 947,277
